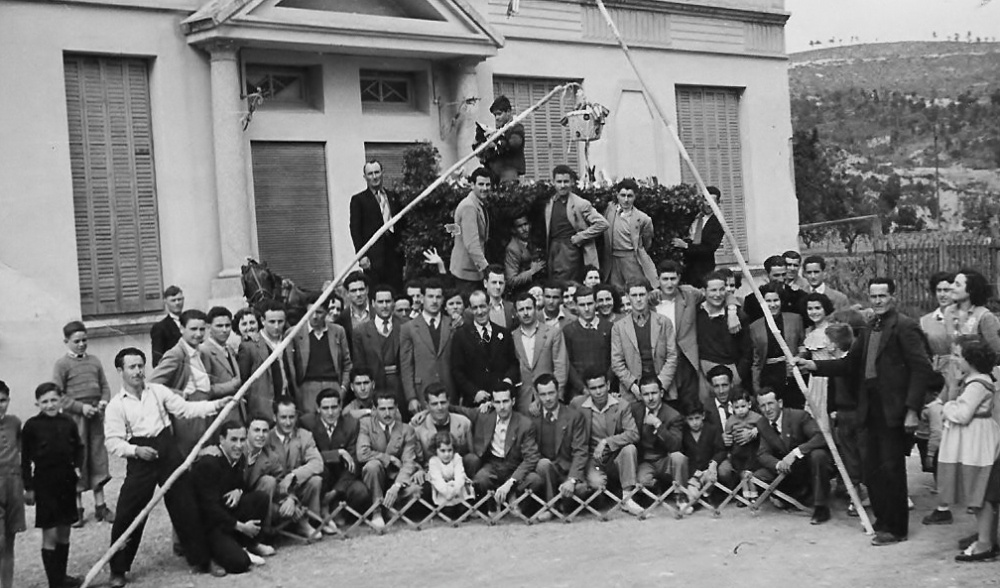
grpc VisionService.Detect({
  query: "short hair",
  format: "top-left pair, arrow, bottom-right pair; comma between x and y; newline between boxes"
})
594,284 -> 621,312
868,277 -> 896,295
802,255 -> 827,270
430,430 -> 456,454
957,268 -> 991,307
304,291 -> 329,309
115,347 -> 146,369
207,306 -> 233,324
614,178 -> 639,193
581,366 -> 607,386
802,292 -> 834,319
956,335 -> 998,375
468,289 -> 488,305
218,420 -> 246,439
782,250 -> 802,262
682,401 -> 705,417
533,373 -> 558,390
0,381 -> 8,398
514,291 -> 536,307
485,264 -> 505,280
350,367 -> 374,382
371,284 -> 396,300
344,271 -> 369,291
375,391 -> 397,406
703,271 -> 727,287
826,322 -> 855,353
258,299 -> 287,316
316,388 -> 340,406
163,285 -> 182,298
470,167 -> 496,185
583,264 -> 600,278
491,381 -> 515,397
422,278 -> 444,294
928,271 -> 955,294
756,386 -> 778,400
489,95 -> 512,113
730,390 -> 753,405
719,267 -> 743,288
274,397 -> 297,413
574,286 -> 595,302
758,282 -> 780,297
706,186 -> 722,201
763,255 -> 786,274
830,308 -> 868,336
706,364 -> 734,383
247,413 -> 274,429
63,320 -> 86,339
233,307 -> 262,335
363,159 -> 383,173
542,280 -> 564,294
35,382 -> 61,400
657,259 -> 682,276
179,309 -> 208,327
443,289 -> 465,306
637,375 -> 662,390
552,165 -> 577,180
406,278 -> 424,293
624,278 -> 651,292
424,382 -> 449,400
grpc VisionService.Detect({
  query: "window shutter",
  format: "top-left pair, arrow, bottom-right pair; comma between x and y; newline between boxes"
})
64,55 -> 163,317
492,77 -> 579,181
676,86 -> 747,262
251,142 -> 334,290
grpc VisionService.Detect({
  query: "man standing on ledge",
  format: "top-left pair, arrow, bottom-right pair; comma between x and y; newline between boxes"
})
672,186 -> 724,288
350,160 -> 404,292
450,167 -> 494,291
542,165 -> 608,282
484,95 -> 525,183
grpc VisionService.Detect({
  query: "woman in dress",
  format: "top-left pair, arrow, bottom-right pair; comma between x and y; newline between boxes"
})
800,292 -> 835,423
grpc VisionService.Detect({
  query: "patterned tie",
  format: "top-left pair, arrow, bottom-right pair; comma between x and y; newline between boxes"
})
481,327 -> 491,344
381,319 -> 391,337
378,191 -> 393,233
547,410 -> 556,423
430,317 -> 437,331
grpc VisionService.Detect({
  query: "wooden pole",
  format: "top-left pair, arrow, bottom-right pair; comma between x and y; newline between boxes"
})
80,81 -> 580,588
593,0 -> 874,535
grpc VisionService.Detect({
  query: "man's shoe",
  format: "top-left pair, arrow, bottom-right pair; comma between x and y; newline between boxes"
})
907,497 -> 915,510
535,509 -> 554,522
769,496 -> 789,510
623,498 -> 644,516
955,543 -> 999,562
871,532 -> 907,546
247,543 -> 275,557
810,505 -> 831,525
321,520 -> 339,535
847,503 -> 859,517
108,573 -> 127,588
95,504 -> 115,523
296,520 -> 322,541
245,550 -> 266,566
958,533 -> 980,550
72,508 -> 85,529
922,509 -> 953,525
209,561 -> 228,577
61,574 -> 83,588
370,513 -> 386,530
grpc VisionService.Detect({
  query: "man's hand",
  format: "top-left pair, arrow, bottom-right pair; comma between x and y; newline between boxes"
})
388,456 -> 402,470
479,402 -> 492,414
722,432 -> 734,446
705,464 -> 719,485
734,426 -> 756,446
410,469 -> 426,487
643,412 -> 662,429
494,479 -> 515,504
223,489 -> 242,509
726,308 -> 742,334
82,404 -> 99,418
410,410 -> 428,426
24,490 -> 34,506
558,479 -> 576,498
383,483 -> 401,507
527,398 -> 541,418
236,519 -> 261,538
570,234 -> 583,246
278,497 -> 297,519
215,398 -> 232,411
339,449 -> 356,474
279,473 -> 296,495
408,399 -> 422,415
795,358 -> 817,372
135,446 -> 159,461
359,256 -> 371,270
530,260 -> 546,275
671,237 -> 688,249
777,454 -> 795,474
904,409 -> 919,433
593,439 -> 608,461
829,411 -> 838,423
474,390 -> 491,404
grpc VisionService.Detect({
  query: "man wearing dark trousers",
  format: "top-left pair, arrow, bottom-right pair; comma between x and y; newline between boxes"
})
149,285 -> 184,367
532,374 -> 588,520
352,284 -> 409,415
451,290 -> 520,406
192,421 -> 274,576
350,160 -> 404,292
103,347 -> 229,588
802,277 -> 933,545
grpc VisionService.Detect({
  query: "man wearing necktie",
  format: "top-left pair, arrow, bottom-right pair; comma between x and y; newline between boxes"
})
201,307 -> 245,422
671,186 -> 724,288
531,374 -> 588,520
264,399 -> 325,541
350,161 -> 404,292
352,284 -> 410,416
451,290 -> 520,407
357,393 -> 421,529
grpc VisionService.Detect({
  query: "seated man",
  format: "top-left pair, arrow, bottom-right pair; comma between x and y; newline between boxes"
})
679,404 -> 725,509
412,383 -> 474,465
192,420 -> 274,576
569,368 -> 643,515
532,374 -> 588,520
630,376 -> 686,494
266,399 -> 326,540
299,388 -> 370,526
357,393 -> 422,528
754,389 -> 831,525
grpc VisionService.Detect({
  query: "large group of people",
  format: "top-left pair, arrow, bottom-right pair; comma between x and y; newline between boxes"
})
2,155 -> 999,588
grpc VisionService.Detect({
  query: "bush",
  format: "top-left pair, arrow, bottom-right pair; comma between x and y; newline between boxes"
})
394,143 -> 707,279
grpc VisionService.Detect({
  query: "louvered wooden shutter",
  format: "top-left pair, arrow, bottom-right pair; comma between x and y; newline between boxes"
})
675,86 -> 747,262
64,55 -> 163,317
364,142 -> 415,189
492,77 -> 579,180
251,142 -> 334,290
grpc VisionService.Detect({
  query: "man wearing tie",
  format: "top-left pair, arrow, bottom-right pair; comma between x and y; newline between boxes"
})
511,292 -> 567,413
356,393 -> 422,529
202,306 -> 243,420
450,167 -> 494,291
352,284 -> 410,415
672,186 -> 724,288
350,161 -> 404,292
150,285 -> 184,367
292,293 -> 352,415
400,279 -> 455,410
267,399 -> 325,541
532,374 -> 588,520
452,290 -> 520,407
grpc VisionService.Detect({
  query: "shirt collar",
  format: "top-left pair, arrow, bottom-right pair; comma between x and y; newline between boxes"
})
477,322 -> 492,335
579,316 -> 599,329
933,308 -> 945,321
351,304 -> 371,319
422,311 -> 441,325
308,321 -> 328,336
519,322 -> 539,337
261,332 -> 281,348
180,339 -> 199,358
545,405 -> 560,420
700,301 -> 725,318
581,395 -> 619,412
814,282 -> 827,294
67,350 -> 87,359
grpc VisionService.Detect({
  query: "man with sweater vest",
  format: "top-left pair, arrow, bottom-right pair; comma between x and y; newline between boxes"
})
292,293 -> 352,415
351,284 -> 410,415
562,287 -> 613,400
532,374 -> 588,520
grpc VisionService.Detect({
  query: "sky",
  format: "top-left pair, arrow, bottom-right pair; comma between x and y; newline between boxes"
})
784,0 -> 1000,53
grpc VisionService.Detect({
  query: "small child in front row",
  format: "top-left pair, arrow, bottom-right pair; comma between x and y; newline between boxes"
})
0,381 -> 26,588
427,432 -> 471,509
22,383 -> 84,588
723,391 -> 763,502
51,321 -> 113,527
680,405 -> 727,512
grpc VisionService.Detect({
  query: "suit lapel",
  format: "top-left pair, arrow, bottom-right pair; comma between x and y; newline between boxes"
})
504,417 -> 515,456
532,326 -> 547,367
484,414 -> 498,454
437,315 -> 454,357
624,316 -> 638,350
415,316 -> 435,354
876,314 -> 896,359
555,411 -> 565,452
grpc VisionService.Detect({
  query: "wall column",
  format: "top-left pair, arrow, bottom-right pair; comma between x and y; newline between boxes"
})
207,41 -> 252,306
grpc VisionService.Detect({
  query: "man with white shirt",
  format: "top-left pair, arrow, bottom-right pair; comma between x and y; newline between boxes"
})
802,255 -> 850,311
150,285 -> 184,367
337,271 -> 373,353
511,292 -> 567,413
611,279 -> 678,404
105,347 -> 229,587
352,284 -> 409,415
783,250 -> 811,293
265,399 -> 325,541
400,279 -> 455,409
350,160 -> 404,292
257,301 -> 299,406
540,281 -> 574,328
451,290 -> 520,407
293,293 -> 352,414
482,264 -> 517,329
357,393 -> 422,528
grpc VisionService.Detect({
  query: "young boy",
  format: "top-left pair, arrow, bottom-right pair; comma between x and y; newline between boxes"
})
51,321 -> 113,528
723,390 -> 763,502
680,404 -> 726,512
0,381 -> 25,588
22,383 -> 84,588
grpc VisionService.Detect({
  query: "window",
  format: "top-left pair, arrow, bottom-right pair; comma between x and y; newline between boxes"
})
360,70 -> 416,110
364,142 -> 422,187
675,86 -> 747,261
492,77 -> 580,180
244,64 -> 319,108
63,54 -> 163,317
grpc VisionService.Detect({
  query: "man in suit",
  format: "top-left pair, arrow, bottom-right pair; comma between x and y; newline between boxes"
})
299,388 -> 369,527
356,393 -> 422,528
337,271 -> 372,354
481,264 -> 518,330
451,290 -> 520,407
672,186 -> 724,288
540,281 -> 575,329
753,389 -> 832,525
532,374 -> 588,520
400,279 -> 455,409
612,279 -> 678,404
238,301 -> 298,420
600,179 -> 658,290
541,165 -> 609,282
802,255 -> 850,311
783,250 -> 812,292
702,365 -> 759,468
352,284 -> 410,415
411,383 -> 474,464
203,306 -> 243,421
749,283 -> 805,408
292,293 -> 351,415
653,260 -> 711,409
504,215 -> 545,295
450,167 -> 493,290
630,376 -> 687,492
192,421 -> 274,576
743,255 -> 807,323
511,292 -> 567,413
150,285 -> 184,367
350,160 -> 403,292
267,398 -> 325,540
802,277 -> 933,545
697,272 -> 752,393
563,287 -> 613,400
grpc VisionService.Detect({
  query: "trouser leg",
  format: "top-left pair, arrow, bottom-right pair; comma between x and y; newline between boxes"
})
361,461 -> 387,504
109,458 -> 158,575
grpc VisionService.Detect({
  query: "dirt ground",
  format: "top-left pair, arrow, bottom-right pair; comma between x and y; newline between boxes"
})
14,455 -> 1000,588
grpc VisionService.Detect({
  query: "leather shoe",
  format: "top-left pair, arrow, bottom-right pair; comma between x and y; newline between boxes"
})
955,543 -> 999,562
209,561 -> 228,577
810,505 -> 830,525
109,574 -> 127,588
871,531 -> 907,546
922,509 -> 953,525
958,533 -> 979,550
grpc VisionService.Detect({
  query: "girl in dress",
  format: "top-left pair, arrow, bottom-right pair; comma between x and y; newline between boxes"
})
800,292 -> 835,423
932,336 -> 1000,561
427,432 -> 471,509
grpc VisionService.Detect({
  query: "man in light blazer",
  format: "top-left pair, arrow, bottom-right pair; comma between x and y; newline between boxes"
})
532,374 -> 588,515
600,179 -> 658,291
541,165 -> 609,282
292,293 -> 352,415
449,167 -> 493,290
237,301 -> 298,421
352,284 -> 409,415
511,292 -> 567,413
203,307 -> 243,419
399,279 -> 455,410
802,255 -> 850,311
356,393 -> 422,528
612,279 -> 678,404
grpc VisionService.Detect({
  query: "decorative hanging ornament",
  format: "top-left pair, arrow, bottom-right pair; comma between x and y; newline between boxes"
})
560,102 -> 610,142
